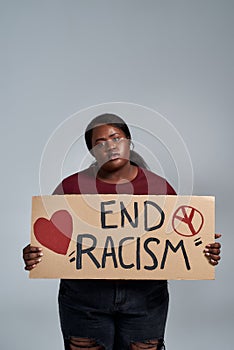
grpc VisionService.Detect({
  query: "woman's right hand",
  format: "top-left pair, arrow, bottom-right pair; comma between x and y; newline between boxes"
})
23,244 -> 43,271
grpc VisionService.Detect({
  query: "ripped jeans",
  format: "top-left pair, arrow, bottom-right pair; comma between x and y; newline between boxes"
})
58,279 -> 169,350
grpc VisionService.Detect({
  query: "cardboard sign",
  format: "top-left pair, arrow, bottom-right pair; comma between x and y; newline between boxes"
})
30,195 -> 215,280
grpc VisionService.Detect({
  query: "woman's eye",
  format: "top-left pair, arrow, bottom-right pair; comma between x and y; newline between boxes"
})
96,142 -> 105,148
95,137 -> 121,149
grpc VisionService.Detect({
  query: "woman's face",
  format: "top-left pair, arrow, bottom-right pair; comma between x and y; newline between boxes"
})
91,124 -> 131,172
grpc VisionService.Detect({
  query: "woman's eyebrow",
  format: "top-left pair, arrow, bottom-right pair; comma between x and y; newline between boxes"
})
95,132 -> 120,143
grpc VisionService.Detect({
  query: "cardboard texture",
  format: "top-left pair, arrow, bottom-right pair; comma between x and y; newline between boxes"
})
30,195 -> 215,280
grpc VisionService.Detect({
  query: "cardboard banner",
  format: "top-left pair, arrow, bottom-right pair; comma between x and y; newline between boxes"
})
30,195 -> 215,280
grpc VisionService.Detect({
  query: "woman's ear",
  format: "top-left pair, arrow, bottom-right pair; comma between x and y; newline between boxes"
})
130,140 -> 134,150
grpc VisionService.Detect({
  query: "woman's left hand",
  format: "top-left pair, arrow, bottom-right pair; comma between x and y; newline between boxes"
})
204,233 -> 222,266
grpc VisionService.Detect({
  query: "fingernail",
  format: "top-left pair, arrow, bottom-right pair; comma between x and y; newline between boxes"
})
39,253 -> 43,256
204,248 -> 209,252
205,252 -> 210,256
37,258 -> 41,262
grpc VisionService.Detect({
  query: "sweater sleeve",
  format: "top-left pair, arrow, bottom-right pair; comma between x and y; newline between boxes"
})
52,181 -> 64,195
166,181 -> 177,195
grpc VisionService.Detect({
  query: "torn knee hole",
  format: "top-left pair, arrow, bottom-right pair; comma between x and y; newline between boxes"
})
69,336 -> 104,349
131,338 -> 163,350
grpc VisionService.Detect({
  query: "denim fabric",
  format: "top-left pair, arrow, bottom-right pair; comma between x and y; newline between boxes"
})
58,279 -> 169,350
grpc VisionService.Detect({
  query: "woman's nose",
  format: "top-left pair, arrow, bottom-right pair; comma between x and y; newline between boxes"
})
106,139 -> 117,150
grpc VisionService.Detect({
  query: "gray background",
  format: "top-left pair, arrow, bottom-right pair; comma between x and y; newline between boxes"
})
1,0 -> 233,349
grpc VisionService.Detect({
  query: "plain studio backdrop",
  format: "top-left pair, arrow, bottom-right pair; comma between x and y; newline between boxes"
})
1,1 -> 233,349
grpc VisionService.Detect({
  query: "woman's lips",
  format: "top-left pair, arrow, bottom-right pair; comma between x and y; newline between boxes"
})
108,152 -> 120,160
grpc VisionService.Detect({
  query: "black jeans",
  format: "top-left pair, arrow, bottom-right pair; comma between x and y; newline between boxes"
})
58,279 -> 169,350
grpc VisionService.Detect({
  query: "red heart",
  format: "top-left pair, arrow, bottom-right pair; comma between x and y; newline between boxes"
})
34,210 -> 73,255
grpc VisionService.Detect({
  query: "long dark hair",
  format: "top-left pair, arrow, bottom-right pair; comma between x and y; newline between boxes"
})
85,113 -> 149,169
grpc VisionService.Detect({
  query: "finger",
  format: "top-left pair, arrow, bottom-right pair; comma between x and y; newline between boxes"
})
209,253 -> 221,261
205,242 -> 221,249
205,251 -> 220,258
205,234 -> 222,249
25,257 -> 42,269
204,245 -> 221,254
204,252 -> 221,261
23,246 -> 43,260
25,264 -> 37,271
209,258 -> 219,266
209,249 -> 221,256
23,245 -> 42,254
24,251 -> 43,261
204,254 -> 220,266
204,249 -> 220,256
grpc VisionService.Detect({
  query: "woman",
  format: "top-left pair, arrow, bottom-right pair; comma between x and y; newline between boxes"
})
23,114 -> 221,350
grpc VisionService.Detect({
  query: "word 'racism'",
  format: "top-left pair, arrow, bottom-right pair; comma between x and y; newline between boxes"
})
75,200 -> 191,271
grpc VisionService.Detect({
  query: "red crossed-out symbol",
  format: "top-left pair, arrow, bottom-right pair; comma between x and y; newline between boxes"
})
172,205 -> 204,237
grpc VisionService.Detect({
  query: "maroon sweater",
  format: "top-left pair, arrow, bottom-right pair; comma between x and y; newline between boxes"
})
53,166 -> 176,196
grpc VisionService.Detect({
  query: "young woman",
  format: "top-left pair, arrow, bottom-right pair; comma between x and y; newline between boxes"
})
23,114 -> 221,350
